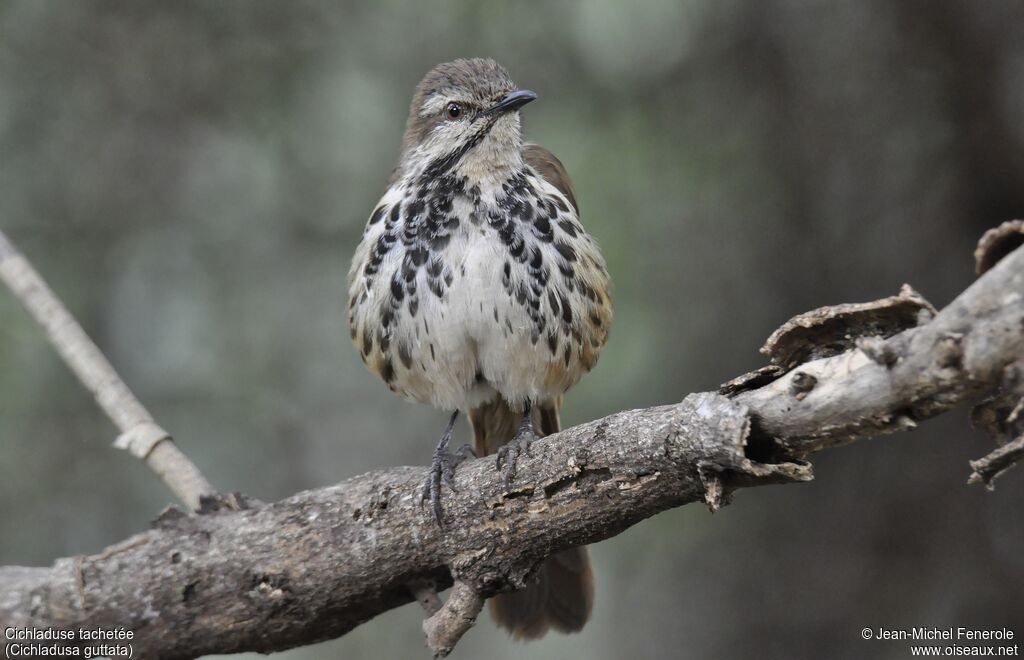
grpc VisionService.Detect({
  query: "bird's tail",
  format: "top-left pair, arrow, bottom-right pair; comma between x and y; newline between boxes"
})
468,397 -> 594,639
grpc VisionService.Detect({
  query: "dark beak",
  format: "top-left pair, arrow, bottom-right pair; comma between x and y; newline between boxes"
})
483,89 -> 537,116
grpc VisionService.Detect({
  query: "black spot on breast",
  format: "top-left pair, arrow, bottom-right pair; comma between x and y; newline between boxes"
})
578,280 -> 596,301
496,222 -> 525,260
409,297 -> 419,317
546,332 -> 559,353
409,246 -> 428,266
528,245 -> 543,269
381,359 -> 395,383
430,233 -> 451,250
560,294 -> 573,324
514,282 -> 528,306
365,232 -> 397,277
362,333 -> 373,356
554,241 -> 577,262
398,342 -> 413,369
401,221 -> 419,245
430,193 -> 453,215
406,199 -> 426,222
390,273 -> 405,301
513,199 -> 533,222
390,202 -> 402,223
533,214 -> 553,242
558,219 -> 579,237
508,232 -> 525,260
369,205 -> 386,225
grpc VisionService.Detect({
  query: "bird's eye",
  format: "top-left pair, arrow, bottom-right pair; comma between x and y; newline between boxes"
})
445,102 -> 463,120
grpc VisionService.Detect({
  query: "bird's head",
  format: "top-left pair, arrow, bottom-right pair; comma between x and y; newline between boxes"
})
398,58 -> 536,184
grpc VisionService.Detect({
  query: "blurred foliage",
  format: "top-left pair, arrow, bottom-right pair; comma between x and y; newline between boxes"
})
1,1 -> 1023,659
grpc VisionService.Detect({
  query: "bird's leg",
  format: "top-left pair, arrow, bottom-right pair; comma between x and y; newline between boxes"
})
495,401 -> 536,485
421,411 -> 475,526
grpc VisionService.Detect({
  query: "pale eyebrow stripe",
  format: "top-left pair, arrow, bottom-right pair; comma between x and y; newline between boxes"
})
420,94 -> 481,118
420,95 -> 447,116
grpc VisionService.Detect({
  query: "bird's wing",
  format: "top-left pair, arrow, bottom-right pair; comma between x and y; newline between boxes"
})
522,143 -> 579,214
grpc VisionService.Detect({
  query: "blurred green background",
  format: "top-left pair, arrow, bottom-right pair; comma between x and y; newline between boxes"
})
1,1 -> 1022,659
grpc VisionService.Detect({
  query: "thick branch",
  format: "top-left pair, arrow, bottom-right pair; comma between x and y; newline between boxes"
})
0,229 -> 215,510
0,245 -> 1020,659
0,395 -> 802,658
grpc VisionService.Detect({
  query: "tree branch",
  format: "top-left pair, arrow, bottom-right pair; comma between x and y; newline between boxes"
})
0,229 -> 215,510
0,238 -> 1021,659
422,582 -> 484,657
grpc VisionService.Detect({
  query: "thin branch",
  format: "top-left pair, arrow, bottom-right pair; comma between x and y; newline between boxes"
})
0,241 -> 1020,659
0,229 -> 215,510
969,434 -> 1024,488
422,582 -> 485,658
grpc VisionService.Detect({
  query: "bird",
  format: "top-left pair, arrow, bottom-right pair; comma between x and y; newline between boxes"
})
347,58 -> 612,640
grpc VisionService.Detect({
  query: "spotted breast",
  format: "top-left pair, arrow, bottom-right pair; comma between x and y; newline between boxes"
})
347,146 -> 611,413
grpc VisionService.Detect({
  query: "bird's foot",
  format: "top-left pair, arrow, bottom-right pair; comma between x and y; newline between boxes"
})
495,426 -> 536,485
420,413 -> 474,526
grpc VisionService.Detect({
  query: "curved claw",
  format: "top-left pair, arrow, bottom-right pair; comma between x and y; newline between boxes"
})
495,430 -> 535,485
443,444 -> 476,491
419,414 -> 472,527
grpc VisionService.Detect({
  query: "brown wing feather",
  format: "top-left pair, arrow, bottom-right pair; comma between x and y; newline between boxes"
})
523,143 -> 579,214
